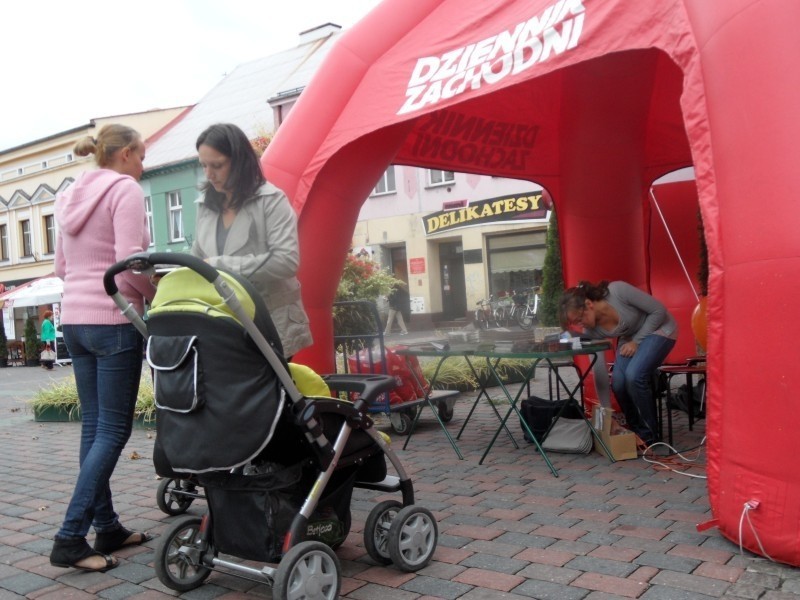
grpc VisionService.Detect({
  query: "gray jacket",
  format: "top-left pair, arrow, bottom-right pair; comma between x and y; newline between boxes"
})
585,281 -> 678,344
192,182 -> 312,357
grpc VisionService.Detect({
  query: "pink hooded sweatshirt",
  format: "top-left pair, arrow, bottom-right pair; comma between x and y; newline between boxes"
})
55,169 -> 154,324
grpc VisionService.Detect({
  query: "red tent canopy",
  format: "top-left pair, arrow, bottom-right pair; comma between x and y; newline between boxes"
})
263,0 -> 800,565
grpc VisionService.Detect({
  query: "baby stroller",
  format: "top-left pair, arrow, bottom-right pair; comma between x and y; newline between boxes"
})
104,252 -> 438,598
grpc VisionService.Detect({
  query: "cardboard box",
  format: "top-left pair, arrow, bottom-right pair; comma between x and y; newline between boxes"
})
591,405 -> 638,461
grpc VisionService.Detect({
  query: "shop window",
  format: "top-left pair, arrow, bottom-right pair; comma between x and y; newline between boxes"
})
486,231 -> 546,295
428,169 -> 455,186
167,191 -> 184,242
20,220 -> 33,257
372,166 -> 396,195
145,196 -> 155,246
43,215 -> 56,254
0,224 -> 8,260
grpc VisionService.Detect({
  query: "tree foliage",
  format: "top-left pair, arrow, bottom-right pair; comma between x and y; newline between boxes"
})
335,254 -> 398,303
24,317 -> 40,361
333,254 -> 402,342
539,210 -> 565,327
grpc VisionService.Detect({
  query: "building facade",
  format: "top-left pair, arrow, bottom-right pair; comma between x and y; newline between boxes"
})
0,108 -> 188,338
354,165 -> 550,327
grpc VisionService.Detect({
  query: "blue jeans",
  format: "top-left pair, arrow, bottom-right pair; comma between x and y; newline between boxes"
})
611,334 -> 675,443
56,324 -> 144,540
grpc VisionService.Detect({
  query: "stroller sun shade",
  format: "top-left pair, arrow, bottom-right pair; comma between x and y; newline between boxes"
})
149,268 -> 256,323
147,267 -> 286,473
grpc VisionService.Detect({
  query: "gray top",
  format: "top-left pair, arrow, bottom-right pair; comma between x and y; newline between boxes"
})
584,281 -> 677,344
192,182 -> 312,357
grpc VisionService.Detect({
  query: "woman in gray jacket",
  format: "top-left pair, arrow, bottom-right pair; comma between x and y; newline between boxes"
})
192,123 -> 312,358
560,280 -> 677,445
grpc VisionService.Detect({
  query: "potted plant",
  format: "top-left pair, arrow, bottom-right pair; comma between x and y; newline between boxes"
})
0,315 -> 7,368
539,210 -> 565,327
30,373 -> 156,425
23,316 -> 41,367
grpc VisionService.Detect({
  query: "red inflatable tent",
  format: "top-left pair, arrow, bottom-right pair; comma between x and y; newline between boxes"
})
262,0 -> 800,565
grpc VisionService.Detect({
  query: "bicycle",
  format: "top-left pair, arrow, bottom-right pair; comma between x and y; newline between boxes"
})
506,290 -> 528,325
517,288 -> 541,330
475,296 -> 499,329
492,295 -> 514,327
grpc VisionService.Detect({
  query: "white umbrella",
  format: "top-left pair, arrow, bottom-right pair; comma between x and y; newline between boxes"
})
0,275 -> 64,308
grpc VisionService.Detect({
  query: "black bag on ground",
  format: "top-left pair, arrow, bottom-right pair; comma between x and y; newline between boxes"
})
519,396 -> 584,443
668,378 -> 706,417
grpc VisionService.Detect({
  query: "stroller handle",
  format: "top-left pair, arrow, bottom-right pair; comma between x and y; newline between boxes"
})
103,251 -> 218,296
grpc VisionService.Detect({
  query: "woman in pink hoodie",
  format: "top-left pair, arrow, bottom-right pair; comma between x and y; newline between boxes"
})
49,124 -> 155,573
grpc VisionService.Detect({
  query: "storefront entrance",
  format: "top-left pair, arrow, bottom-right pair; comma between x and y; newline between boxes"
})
439,242 -> 466,320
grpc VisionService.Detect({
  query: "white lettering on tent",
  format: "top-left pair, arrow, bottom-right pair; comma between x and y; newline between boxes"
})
398,0 -> 586,115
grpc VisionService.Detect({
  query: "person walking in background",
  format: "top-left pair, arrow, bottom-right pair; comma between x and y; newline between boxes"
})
40,310 -> 56,370
192,122 -> 312,358
559,280 -> 677,445
49,124 -> 154,573
384,281 -> 410,336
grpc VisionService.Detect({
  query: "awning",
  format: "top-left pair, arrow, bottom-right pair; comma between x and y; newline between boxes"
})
0,274 -> 63,309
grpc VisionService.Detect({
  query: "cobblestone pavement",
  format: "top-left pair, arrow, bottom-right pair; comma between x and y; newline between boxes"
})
1,352 -> 799,599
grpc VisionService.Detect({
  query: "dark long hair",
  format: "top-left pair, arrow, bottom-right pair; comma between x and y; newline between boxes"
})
558,280 -> 610,329
196,123 -> 265,212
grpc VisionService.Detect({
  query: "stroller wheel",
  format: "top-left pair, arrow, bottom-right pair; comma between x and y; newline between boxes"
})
388,505 -> 438,571
363,500 -> 402,565
273,541 -> 340,600
389,411 -> 414,436
155,516 -> 212,592
438,401 -> 454,423
157,478 -> 195,515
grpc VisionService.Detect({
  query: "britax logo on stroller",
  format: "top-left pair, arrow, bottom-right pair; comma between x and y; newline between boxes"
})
104,252 -> 439,599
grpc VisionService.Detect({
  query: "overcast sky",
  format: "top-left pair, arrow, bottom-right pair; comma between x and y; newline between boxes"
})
1,0 -> 382,151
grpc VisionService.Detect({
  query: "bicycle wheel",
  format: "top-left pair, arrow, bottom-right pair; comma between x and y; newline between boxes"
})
518,307 -> 535,329
493,307 -> 506,327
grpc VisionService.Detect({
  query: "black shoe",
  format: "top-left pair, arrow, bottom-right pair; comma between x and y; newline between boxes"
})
94,525 -> 152,554
50,537 -> 118,572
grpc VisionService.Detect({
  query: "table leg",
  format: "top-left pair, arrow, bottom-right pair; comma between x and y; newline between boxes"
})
479,358 -> 559,476
659,372 -> 678,447
592,355 -> 612,408
667,377 -> 674,446
400,355 -> 464,459
456,355 -> 519,448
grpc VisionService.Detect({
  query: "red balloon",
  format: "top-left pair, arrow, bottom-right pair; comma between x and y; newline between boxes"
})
691,296 -> 708,351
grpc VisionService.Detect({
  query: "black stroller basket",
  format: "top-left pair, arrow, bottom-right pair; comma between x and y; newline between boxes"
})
104,252 -> 438,598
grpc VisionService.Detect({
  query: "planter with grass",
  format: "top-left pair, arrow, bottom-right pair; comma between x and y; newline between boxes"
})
30,373 -> 156,426
420,357 -> 530,392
